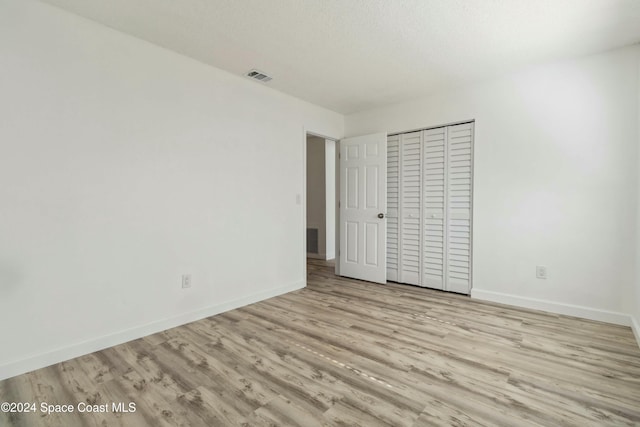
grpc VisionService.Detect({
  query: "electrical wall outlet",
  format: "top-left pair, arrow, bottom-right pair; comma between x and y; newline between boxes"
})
181,274 -> 192,288
536,266 -> 547,279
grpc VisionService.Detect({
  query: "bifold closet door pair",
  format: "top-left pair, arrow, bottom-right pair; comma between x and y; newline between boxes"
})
386,122 -> 474,294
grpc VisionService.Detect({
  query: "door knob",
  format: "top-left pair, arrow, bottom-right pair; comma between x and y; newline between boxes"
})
378,213 -> 385,219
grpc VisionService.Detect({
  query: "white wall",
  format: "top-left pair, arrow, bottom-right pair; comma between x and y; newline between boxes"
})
325,140 -> 336,260
0,0 -> 343,380
347,45 -> 640,324
306,136 -> 327,257
634,52 -> 640,343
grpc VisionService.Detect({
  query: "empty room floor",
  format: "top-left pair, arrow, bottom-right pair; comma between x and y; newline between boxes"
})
1,259 -> 639,426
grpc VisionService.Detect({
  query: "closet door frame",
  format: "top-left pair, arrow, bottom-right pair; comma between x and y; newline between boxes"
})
388,120 -> 474,294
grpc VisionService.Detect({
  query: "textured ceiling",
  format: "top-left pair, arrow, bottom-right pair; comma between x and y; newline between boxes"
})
38,0 -> 640,114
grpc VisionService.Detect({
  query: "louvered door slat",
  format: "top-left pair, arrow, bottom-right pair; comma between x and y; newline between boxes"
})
445,123 -> 473,294
386,135 -> 400,281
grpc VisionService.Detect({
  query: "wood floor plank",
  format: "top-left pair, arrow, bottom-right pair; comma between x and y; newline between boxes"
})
1,258 -> 639,426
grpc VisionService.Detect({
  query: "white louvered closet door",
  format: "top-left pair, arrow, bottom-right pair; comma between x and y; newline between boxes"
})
445,123 -> 474,294
386,135 -> 400,281
422,127 -> 447,290
399,131 -> 422,285
386,122 -> 473,294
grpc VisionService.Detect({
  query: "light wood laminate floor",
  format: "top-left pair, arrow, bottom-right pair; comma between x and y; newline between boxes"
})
1,259 -> 640,426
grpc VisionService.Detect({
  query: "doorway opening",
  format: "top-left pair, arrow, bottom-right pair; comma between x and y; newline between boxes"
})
305,134 -> 337,263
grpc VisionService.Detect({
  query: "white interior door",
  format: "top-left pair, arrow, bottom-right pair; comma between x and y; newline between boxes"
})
339,133 -> 387,284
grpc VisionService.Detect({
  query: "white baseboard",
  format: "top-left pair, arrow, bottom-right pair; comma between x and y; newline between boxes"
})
0,281 -> 304,381
631,316 -> 640,349
471,288 -> 631,326
307,252 -> 335,261
306,252 -> 326,260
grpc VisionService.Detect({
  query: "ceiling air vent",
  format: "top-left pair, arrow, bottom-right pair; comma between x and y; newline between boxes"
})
246,69 -> 272,83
